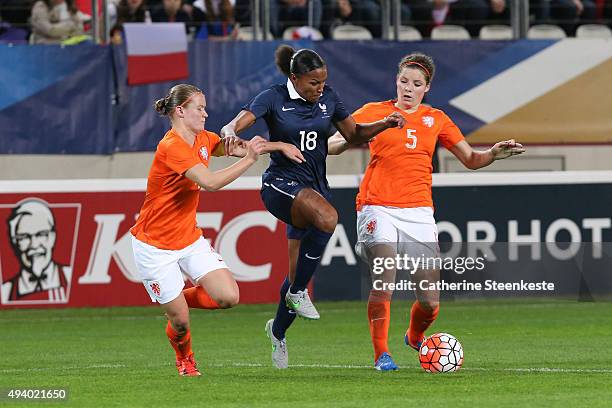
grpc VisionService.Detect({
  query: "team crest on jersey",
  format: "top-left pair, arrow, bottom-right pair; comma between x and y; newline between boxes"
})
199,146 -> 209,161
150,282 -> 161,297
366,219 -> 377,234
422,116 -> 434,128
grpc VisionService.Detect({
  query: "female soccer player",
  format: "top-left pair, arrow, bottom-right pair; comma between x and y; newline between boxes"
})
328,53 -> 525,371
221,45 -> 405,369
130,84 -> 266,376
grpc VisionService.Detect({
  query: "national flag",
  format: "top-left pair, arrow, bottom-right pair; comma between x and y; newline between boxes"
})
123,23 -> 189,86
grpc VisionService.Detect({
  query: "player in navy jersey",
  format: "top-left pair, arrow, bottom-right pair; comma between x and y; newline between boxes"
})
221,44 -> 405,369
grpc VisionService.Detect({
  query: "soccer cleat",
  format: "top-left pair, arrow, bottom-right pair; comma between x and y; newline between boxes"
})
405,332 -> 426,351
374,352 -> 398,371
265,319 -> 288,369
285,289 -> 320,320
176,353 -> 201,376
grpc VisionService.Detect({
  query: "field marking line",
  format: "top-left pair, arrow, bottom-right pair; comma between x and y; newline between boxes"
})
2,362 -> 611,374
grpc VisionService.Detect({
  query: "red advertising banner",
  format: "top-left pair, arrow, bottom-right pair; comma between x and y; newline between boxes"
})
0,180 -> 290,308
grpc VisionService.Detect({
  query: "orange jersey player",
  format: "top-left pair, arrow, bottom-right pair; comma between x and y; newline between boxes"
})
130,84 -> 266,376
328,53 -> 525,371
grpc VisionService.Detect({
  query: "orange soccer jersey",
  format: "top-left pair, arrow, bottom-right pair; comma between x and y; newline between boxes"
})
354,101 -> 465,210
131,129 -> 221,250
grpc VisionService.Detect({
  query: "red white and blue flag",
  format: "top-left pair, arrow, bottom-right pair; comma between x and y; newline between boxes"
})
123,23 -> 189,86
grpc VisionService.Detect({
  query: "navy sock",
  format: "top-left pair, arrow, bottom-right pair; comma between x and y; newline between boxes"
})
290,226 -> 333,293
272,278 -> 296,340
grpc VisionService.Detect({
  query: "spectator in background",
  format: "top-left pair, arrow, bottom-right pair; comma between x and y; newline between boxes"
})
485,0 -> 547,28
403,0 -> 433,36
30,0 -> 85,43
152,0 -> 191,22
108,0 -> 149,43
191,0 -> 235,38
116,0 -> 150,24
428,0 -> 489,37
321,0 -> 381,38
549,0 -> 596,35
181,0 -> 206,23
277,0 -> 322,36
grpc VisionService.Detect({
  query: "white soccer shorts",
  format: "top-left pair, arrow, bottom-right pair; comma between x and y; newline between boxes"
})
355,205 -> 439,262
131,235 -> 228,304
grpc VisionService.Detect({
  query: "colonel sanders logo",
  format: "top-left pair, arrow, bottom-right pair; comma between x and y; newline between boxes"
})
0,198 -> 78,305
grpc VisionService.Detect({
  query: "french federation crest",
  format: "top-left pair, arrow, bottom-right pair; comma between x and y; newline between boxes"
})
422,116 -> 434,128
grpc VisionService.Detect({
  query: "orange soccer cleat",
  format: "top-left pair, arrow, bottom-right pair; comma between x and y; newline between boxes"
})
176,353 -> 201,377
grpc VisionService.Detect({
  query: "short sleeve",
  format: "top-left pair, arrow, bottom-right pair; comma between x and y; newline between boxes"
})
438,113 -> 465,149
242,88 -> 276,119
351,103 -> 379,123
206,131 -> 222,152
330,88 -> 350,123
164,140 -> 200,175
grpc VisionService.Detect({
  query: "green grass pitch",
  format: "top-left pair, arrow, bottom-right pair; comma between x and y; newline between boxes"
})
1,300 -> 611,407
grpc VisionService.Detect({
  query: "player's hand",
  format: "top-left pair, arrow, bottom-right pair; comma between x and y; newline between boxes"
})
384,112 -> 405,129
491,139 -> 525,160
281,143 -> 306,164
223,135 -> 245,157
246,136 -> 266,161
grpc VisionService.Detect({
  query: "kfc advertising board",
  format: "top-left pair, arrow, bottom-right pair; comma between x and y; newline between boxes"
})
0,178 -> 291,308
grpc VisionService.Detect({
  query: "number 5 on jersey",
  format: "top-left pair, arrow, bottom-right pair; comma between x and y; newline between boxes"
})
406,129 -> 417,149
300,130 -> 317,151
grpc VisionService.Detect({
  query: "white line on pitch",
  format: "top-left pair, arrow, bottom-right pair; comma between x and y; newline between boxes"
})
2,362 -> 611,374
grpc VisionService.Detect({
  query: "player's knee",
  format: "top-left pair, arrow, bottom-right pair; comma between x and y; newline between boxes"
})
216,290 -> 239,309
316,209 -> 338,233
171,317 -> 190,334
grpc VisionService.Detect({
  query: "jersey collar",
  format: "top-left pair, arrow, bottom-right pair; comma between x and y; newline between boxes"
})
286,79 -> 306,101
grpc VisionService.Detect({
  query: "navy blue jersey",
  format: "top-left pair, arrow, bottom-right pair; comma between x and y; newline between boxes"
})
243,80 -> 350,195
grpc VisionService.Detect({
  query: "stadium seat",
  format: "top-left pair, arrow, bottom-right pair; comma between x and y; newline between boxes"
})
430,25 -> 471,40
575,24 -> 612,39
479,25 -> 513,40
526,24 -> 566,39
331,24 -> 373,40
282,26 -> 324,40
395,25 -> 422,41
236,26 -> 274,40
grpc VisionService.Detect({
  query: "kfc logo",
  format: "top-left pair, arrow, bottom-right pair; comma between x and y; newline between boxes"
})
0,198 -> 79,305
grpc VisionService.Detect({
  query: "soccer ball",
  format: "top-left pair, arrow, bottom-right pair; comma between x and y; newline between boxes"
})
419,332 -> 464,373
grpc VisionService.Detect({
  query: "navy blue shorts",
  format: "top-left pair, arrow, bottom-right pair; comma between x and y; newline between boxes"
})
260,174 -> 331,240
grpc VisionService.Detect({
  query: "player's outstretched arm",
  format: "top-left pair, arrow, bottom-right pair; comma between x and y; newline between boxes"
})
327,132 -> 350,155
213,137 -> 249,158
334,112 -> 405,146
220,110 -> 257,156
260,141 -> 306,163
449,139 -> 525,170
185,136 -> 266,191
